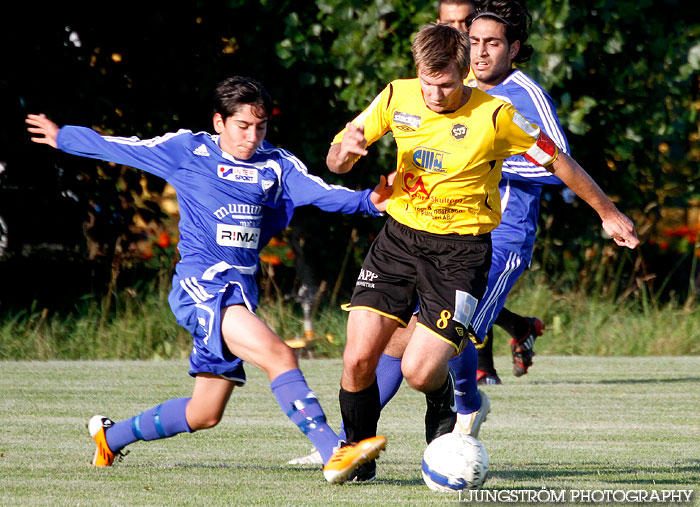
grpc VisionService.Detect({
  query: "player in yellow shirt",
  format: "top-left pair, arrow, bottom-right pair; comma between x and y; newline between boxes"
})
327,23 -> 638,480
332,77 -> 556,236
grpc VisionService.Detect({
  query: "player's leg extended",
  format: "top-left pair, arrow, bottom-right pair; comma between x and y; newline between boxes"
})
288,319 -> 408,470
220,305 -> 340,462
222,304 -> 386,483
89,374 -> 231,467
90,300 -> 257,467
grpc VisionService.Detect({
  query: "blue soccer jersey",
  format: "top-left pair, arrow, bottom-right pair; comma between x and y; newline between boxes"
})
57,126 -> 382,377
471,69 -> 570,263
469,69 -> 570,340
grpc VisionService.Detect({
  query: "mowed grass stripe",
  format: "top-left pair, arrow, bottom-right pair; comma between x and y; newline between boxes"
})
0,357 -> 698,505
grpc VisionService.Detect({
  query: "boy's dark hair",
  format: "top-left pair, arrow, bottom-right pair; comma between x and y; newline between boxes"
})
472,0 -> 534,63
213,76 -> 273,119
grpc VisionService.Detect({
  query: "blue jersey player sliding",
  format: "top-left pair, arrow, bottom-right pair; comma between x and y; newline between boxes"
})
25,76 -> 388,484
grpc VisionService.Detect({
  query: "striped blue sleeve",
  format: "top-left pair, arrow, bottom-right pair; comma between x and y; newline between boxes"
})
57,126 -> 190,180
273,147 -> 382,216
495,73 -> 570,186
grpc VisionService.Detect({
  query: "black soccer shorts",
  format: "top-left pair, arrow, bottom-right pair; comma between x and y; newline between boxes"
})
346,217 -> 492,350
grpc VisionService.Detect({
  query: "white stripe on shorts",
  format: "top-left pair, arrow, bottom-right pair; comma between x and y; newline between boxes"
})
472,251 -> 522,333
181,277 -> 213,303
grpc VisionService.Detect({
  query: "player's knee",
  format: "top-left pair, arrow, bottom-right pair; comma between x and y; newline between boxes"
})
402,360 -> 442,393
275,342 -> 298,366
186,405 -> 224,430
188,416 -> 221,431
342,349 -> 377,381
257,341 -> 299,379
403,368 -> 434,392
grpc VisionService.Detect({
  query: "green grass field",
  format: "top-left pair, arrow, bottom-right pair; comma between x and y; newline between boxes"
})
1,356 -> 698,505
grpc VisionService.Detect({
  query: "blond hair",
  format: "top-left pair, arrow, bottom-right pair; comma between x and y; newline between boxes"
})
411,23 -> 470,76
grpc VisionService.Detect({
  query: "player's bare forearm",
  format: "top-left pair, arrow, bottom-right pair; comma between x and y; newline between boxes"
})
548,153 -> 616,217
327,122 -> 368,174
326,143 -> 355,174
548,152 -> 639,249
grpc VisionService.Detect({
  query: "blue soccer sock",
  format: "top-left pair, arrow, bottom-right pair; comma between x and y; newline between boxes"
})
270,369 -> 341,464
338,353 -> 403,442
105,397 -> 193,453
449,341 -> 482,414
377,353 -> 404,407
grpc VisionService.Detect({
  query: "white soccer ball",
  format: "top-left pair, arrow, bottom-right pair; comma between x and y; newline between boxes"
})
421,433 -> 489,492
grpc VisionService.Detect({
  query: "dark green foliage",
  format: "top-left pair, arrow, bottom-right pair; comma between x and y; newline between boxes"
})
1,0 -> 698,310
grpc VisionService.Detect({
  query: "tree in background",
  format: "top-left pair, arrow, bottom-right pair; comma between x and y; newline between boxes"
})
2,0 -> 699,309
526,0 -> 700,300
275,0 -> 700,302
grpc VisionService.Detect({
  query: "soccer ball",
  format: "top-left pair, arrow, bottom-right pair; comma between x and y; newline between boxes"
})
421,433 -> 489,492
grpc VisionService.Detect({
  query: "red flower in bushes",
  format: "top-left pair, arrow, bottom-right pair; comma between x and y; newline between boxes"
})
157,232 -> 171,248
260,253 -> 282,265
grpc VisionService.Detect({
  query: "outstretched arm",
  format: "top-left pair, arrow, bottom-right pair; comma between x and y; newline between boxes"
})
326,122 -> 368,174
25,114 -> 59,148
547,152 -> 639,249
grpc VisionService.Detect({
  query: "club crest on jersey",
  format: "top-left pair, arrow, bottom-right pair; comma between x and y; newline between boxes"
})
393,111 -> 421,130
451,123 -> 467,140
412,147 -> 447,173
217,165 -> 258,184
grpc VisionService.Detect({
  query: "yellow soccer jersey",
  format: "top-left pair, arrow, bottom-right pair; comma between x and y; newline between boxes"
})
332,78 -> 558,235
465,68 -> 477,88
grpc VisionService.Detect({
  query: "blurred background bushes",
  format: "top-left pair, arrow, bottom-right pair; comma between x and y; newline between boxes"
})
0,0 -> 698,327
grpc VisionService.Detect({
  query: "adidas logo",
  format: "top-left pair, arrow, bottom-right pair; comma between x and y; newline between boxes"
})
193,144 -> 210,157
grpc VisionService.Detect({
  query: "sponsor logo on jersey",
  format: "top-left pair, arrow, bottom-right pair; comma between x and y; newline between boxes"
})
403,172 -> 430,199
412,147 -> 447,173
217,165 -> 258,183
393,111 -> 421,129
216,224 -> 260,249
212,203 -> 263,221
451,123 -> 467,140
